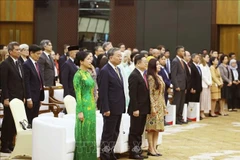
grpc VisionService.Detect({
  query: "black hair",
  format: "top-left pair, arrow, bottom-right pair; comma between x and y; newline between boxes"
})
74,51 -> 90,66
147,58 -> 160,90
157,54 -> 165,60
176,45 -> 184,53
229,52 -> 235,58
130,52 -> 139,62
134,54 -> 145,65
210,57 -> 218,66
219,54 -> 228,64
29,44 -> 42,54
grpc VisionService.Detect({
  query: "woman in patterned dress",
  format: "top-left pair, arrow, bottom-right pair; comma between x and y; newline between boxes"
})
73,51 -> 97,160
146,58 -> 167,156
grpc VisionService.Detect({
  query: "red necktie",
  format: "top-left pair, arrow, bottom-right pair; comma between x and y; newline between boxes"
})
143,74 -> 148,89
35,62 -> 43,90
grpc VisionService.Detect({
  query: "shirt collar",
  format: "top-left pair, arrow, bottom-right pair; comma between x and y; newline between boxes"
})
182,59 -> 187,64
69,57 -> 74,62
136,68 -> 144,77
29,57 -> 37,64
44,51 -> 50,57
108,61 -> 116,70
193,62 -> 198,67
176,55 -> 182,61
10,56 -> 18,63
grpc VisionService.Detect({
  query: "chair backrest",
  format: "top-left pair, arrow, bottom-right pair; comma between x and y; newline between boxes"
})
51,86 -> 64,108
63,95 -> 76,114
9,98 -> 28,133
40,89 -> 50,112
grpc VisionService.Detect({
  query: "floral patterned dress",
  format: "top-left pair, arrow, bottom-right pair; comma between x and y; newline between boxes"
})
146,75 -> 166,132
73,69 -> 97,160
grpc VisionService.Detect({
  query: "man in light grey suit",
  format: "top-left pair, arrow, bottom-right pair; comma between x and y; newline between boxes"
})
38,40 -> 55,86
171,46 -> 187,125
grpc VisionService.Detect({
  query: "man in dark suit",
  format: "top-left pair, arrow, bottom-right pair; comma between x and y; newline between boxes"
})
158,54 -> 171,104
23,44 -> 44,125
61,46 -> 79,98
183,51 -> 192,104
58,44 -> 69,83
128,54 -> 150,159
164,49 -> 171,75
98,48 -> 125,160
18,44 -> 29,64
102,42 -> 113,56
92,46 -> 104,68
0,41 -> 25,153
188,53 -> 202,102
38,39 -> 55,86
171,46 -> 187,125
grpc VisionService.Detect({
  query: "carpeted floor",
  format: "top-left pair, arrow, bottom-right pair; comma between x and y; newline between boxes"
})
1,110 -> 240,160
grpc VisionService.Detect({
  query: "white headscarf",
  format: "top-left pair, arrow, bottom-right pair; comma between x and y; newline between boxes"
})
229,59 -> 239,81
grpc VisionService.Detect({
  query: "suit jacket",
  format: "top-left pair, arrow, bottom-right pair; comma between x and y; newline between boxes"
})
58,54 -> 67,69
128,68 -> 150,115
23,59 -> 44,102
158,67 -> 171,103
98,63 -> 126,115
58,54 -> 67,82
171,57 -> 187,90
92,55 -> 97,68
1,56 -> 25,101
218,63 -> 232,83
38,52 -> 55,86
61,59 -> 78,98
189,62 -> 202,92
18,56 -> 25,65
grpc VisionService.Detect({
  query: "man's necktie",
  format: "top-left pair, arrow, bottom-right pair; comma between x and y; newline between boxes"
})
35,62 -> 43,90
197,65 -> 201,75
143,73 -> 148,89
167,59 -> 170,73
15,61 -> 22,78
180,60 -> 185,70
163,67 -> 169,79
48,55 -> 54,68
115,67 -> 121,80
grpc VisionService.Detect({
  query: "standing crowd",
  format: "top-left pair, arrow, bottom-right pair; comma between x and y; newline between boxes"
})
0,41 -> 239,160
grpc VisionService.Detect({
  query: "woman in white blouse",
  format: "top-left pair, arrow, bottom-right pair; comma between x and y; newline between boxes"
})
199,54 -> 212,118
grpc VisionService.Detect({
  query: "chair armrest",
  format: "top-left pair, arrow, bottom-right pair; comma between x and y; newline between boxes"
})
49,97 -> 64,104
41,103 -> 62,117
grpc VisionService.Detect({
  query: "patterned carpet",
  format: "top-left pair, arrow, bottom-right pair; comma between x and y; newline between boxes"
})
1,110 -> 240,160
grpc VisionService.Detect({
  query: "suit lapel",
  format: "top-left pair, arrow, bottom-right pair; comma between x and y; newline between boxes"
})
43,52 -> 54,68
176,57 -> 185,72
134,68 -> 147,89
107,64 -> 123,86
29,59 -> 41,82
68,59 -> 78,71
8,57 -> 22,79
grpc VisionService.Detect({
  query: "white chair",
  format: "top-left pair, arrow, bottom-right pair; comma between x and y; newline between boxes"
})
114,113 -> 130,153
165,103 -> 176,125
63,95 -> 76,114
187,102 -> 200,122
182,103 -> 188,122
32,116 -> 75,160
9,98 -> 32,159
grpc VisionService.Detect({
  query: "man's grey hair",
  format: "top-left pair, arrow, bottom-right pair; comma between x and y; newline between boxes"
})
7,41 -> 19,53
191,53 -> 198,59
102,42 -> 111,51
140,50 -> 148,55
107,47 -> 120,59
40,39 -> 51,50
